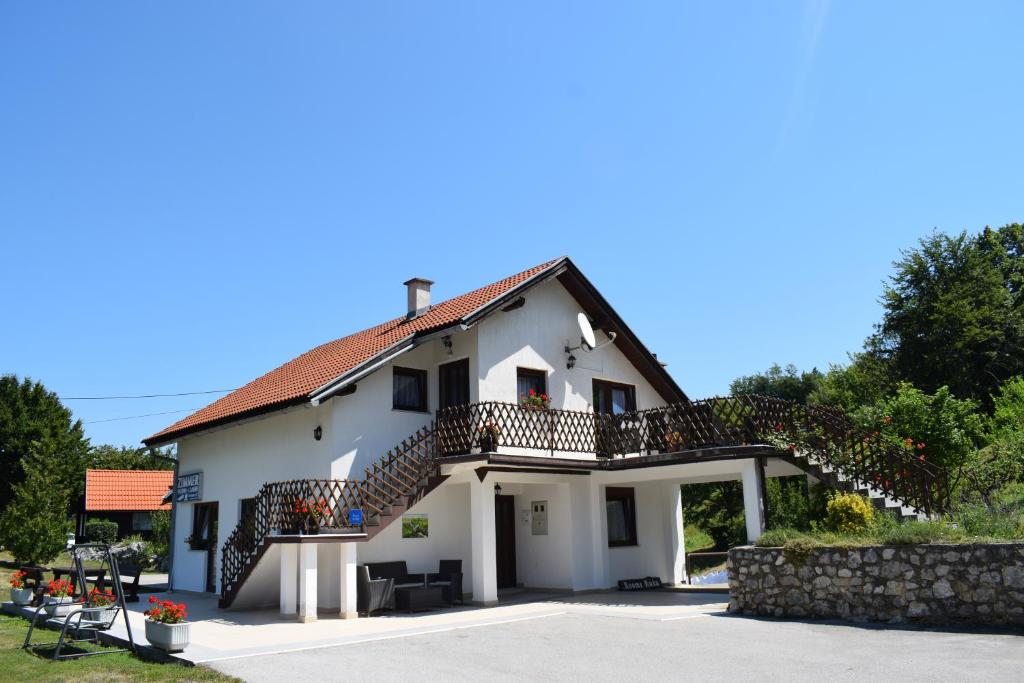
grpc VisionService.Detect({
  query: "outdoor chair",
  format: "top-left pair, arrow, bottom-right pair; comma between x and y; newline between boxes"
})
427,560 -> 464,605
357,565 -> 395,616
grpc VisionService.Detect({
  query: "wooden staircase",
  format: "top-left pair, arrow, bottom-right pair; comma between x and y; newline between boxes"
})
219,424 -> 447,608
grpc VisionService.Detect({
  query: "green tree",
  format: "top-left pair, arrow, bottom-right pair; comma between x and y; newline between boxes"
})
0,375 -> 90,511
88,444 -> 174,471
0,441 -> 73,564
680,481 -> 746,549
730,364 -> 823,404
870,225 -> 1024,408
988,376 -> 1024,441
810,352 -> 895,413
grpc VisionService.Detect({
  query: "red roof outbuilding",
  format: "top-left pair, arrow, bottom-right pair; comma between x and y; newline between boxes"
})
85,469 -> 173,512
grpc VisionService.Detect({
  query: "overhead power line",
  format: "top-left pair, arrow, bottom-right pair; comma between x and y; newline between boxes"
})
61,389 -> 236,400
84,407 -> 202,425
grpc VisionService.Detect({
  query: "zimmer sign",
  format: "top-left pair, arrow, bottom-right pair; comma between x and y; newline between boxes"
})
176,471 -> 203,502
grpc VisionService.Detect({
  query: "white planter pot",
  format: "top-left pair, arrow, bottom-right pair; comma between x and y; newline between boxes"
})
10,587 -> 33,606
81,606 -> 117,623
43,595 -> 75,617
145,619 -> 190,653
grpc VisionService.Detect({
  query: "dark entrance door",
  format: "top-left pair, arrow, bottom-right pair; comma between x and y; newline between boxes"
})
439,359 -> 471,453
494,494 -> 517,589
191,502 -> 219,593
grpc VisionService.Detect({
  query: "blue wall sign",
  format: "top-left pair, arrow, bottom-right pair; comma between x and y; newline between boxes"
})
348,508 -> 364,526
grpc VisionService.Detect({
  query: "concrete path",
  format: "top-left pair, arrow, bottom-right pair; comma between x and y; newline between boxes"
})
64,588 -> 727,665
210,611 -> 1024,682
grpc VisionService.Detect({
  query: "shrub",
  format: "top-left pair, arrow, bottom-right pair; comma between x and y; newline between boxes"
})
148,509 -> 171,569
755,528 -> 805,547
684,525 -> 714,553
85,519 -> 118,545
823,492 -> 875,534
874,519 -> 964,545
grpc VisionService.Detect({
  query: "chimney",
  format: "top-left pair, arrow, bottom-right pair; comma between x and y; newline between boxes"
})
404,278 -> 434,319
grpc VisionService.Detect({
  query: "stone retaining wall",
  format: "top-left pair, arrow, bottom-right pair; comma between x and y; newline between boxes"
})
728,543 -> 1024,626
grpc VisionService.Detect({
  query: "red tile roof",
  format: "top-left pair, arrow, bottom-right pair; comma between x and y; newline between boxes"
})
144,258 -> 564,445
85,469 -> 174,512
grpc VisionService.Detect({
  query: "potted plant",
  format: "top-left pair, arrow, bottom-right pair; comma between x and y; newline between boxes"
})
79,587 -> 117,622
519,389 -> 550,410
9,570 -> 33,606
477,422 -> 500,452
290,497 -> 329,535
144,596 -> 190,652
43,578 -> 75,617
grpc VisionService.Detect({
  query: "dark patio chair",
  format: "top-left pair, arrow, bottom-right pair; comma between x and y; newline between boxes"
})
428,559 -> 464,605
357,565 -> 395,616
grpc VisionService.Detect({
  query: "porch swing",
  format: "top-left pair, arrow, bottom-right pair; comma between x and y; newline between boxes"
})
22,543 -> 137,660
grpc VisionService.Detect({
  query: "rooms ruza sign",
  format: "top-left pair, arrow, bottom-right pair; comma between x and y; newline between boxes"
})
176,471 -> 203,502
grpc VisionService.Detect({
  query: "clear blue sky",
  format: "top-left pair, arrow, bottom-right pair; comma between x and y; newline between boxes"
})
2,2 -> 1021,447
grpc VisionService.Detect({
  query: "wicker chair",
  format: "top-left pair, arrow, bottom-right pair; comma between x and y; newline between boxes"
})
428,559 -> 464,605
357,565 -> 395,616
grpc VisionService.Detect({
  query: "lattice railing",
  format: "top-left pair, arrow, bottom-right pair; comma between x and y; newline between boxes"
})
220,424 -> 439,602
436,397 -> 950,514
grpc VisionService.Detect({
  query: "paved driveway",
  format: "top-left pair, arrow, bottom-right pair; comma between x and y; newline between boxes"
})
209,600 -> 1024,682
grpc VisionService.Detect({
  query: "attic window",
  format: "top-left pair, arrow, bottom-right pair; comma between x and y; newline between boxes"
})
393,367 -> 428,412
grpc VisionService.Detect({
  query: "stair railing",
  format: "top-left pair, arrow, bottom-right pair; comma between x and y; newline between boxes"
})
220,424 -> 439,604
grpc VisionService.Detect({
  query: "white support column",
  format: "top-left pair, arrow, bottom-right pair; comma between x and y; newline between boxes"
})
741,460 -> 766,543
297,543 -> 318,623
469,474 -> 497,606
588,478 -> 609,589
667,482 -> 686,585
338,542 -> 358,619
279,544 -> 297,617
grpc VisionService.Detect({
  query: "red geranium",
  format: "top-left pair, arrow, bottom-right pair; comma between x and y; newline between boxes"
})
9,570 -> 27,589
146,596 -> 188,624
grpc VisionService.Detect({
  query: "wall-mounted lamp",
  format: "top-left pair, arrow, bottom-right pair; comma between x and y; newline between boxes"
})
313,425 -> 323,441
494,484 -> 502,494
566,353 -> 576,370
441,335 -> 453,355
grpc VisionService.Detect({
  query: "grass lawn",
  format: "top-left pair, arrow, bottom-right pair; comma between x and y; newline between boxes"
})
1,553 -> 236,682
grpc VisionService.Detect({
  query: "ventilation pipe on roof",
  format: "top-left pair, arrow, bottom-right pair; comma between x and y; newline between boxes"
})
404,278 -> 433,319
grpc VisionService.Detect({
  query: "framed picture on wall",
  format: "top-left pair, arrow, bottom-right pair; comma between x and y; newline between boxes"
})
402,513 -> 428,538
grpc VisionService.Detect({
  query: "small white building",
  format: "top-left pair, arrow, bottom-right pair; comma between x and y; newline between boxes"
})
144,256 -> 936,621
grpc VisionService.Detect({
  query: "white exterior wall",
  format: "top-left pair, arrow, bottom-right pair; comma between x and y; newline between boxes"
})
326,327 -> 478,479
508,483 -> 572,589
604,480 -> 674,584
172,404 -> 333,593
476,278 -> 667,459
477,278 -> 665,413
357,482 -> 473,590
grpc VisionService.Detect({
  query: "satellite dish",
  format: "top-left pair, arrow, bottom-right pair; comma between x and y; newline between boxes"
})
578,312 -> 597,350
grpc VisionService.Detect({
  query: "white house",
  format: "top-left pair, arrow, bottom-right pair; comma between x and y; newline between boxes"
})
144,256 -> 943,622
